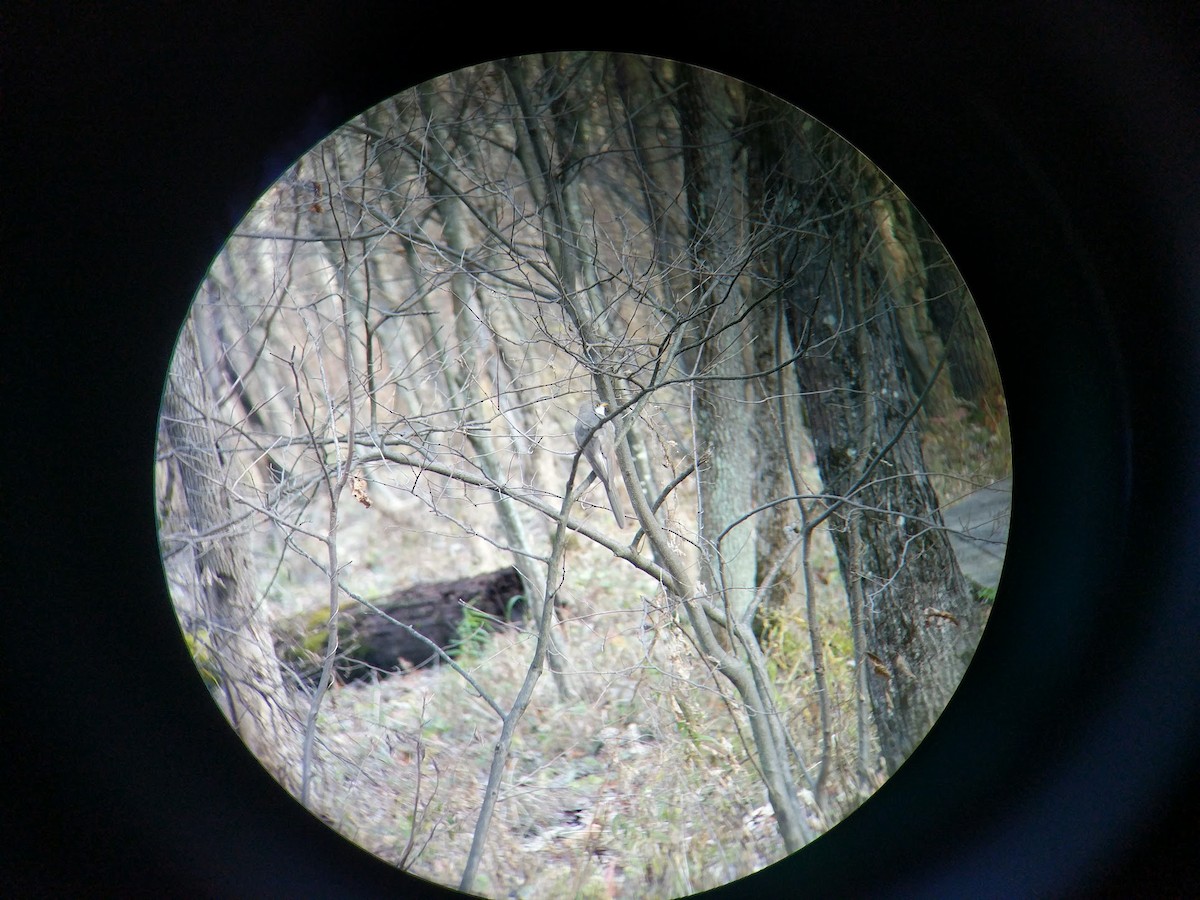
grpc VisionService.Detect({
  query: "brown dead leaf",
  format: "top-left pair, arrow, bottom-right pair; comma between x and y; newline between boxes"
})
351,472 -> 371,508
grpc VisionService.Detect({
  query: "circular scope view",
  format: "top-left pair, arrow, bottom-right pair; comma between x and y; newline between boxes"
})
154,51 -> 1010,898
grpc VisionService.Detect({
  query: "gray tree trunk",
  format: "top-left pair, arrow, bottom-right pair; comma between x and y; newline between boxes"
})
160,322 -> 301,790
746,105 -> 984,773
679,67 -> 759,623
790,204 -> 982,773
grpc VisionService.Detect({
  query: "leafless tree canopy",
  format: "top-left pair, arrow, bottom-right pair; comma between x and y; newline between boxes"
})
156,52 -> 1009,899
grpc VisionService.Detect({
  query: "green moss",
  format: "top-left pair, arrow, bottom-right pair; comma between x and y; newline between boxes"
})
273,606 -> 365,681
184,628 -> 222,690
446,603 -> 490,663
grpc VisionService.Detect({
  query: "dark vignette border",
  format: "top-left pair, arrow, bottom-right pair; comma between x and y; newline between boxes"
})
5,3 -> 1199,897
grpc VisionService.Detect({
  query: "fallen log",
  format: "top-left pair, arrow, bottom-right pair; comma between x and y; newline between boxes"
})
274,567 -> 527,685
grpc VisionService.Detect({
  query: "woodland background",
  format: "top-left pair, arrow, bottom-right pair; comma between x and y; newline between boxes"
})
156,52 -> 1009,899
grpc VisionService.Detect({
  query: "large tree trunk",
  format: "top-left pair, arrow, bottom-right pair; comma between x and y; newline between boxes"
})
746,106 -> 985,773
678,67 -> 759,623
670,69 -> 813,855
914,212 -> 1006,415
792,204 -> 982,773
159,322 -> 301,790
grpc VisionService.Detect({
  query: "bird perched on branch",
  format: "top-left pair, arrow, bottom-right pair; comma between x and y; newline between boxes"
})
574,400 -> 626,529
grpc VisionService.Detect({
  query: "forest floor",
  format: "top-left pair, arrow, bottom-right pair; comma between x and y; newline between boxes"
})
231,416 -> 1012,899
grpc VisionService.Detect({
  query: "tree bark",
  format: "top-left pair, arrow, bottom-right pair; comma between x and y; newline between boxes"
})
678,66 -> 759,623
746,105 -> 984,773
160,322 -> 301,791
789,201 -> 982,773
